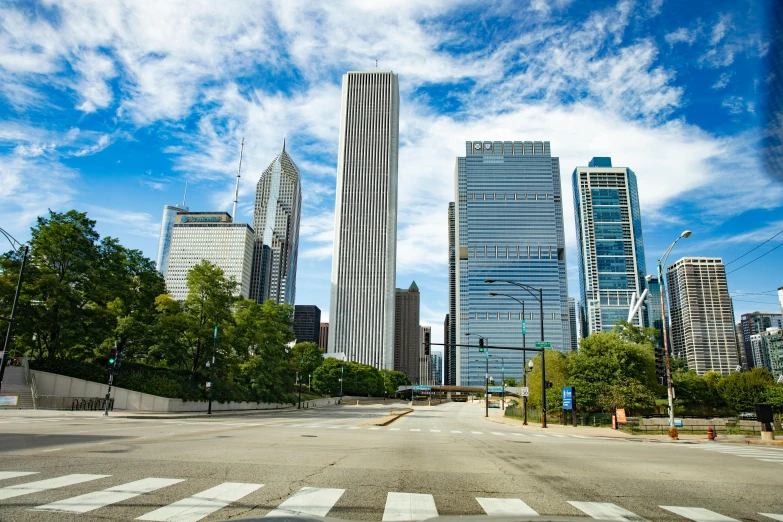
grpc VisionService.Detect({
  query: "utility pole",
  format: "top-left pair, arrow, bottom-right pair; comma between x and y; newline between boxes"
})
208,312 -> 218,415
0,244 -> 28,393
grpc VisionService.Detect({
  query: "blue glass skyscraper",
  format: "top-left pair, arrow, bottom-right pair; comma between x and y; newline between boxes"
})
452,140 -> 570,386
573,157 -> 647,336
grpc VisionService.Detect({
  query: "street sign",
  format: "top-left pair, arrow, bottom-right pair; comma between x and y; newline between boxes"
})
521,320 -> 526,335
412,386 -> 431,391
488,386 -> 504,393
616,408 -> 627,424
535,341 -> 551,348
562,386 -> 574,410
520,387 -> 529,396
205,382 -> 212,389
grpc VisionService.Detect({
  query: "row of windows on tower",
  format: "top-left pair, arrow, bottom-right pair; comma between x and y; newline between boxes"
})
463,193 -> 559,201
469,245 -> 562,260
466,312 -> 560,321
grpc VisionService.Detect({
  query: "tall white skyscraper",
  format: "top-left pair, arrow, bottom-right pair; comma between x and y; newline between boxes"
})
249,142 -> 302,305
328,71 -> 399,369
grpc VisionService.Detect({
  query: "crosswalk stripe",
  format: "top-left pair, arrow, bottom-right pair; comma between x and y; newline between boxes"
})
532,434 -> 547,437
35,478 -> 184,513
569,501 -> 649,521
477,497 -> 538,516
409,429 -> 420,432
266,487 -> 345,518
451,430 -> 462,434
570,435 -> 589,438
0,474 -> 110,501
390,428 -> 400,431
491,432 -> 504,435
430,430 -> 441,433
759,514 -> 783,521
659,506 -> 738,521
0,472 -> 38,481
758,459 -> 783,463
471,431 -> 483,435
512,433 -> 527,437
551,434 -> 567,438
137,482 -> 263,521
382,492 -> 438,521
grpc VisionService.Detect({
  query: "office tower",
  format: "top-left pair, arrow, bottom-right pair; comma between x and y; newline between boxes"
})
165,212 -> 254,301
567,298 -> 578,351
645,275 -> 666,383
328,71 -> 399,368
249,142 -> 302,306
453,140 -> 570,386
447,202 -> 457,385
420,325 -> 432,384
431,352 -> 443,385
318,323 -> 329,352
666,257 -> 738,375
293,305 -> 321,344
156,203 -> 188,276
779,287 -> 783,316
573,157 -> 647,336
740,312 -> 783,368
394,282 -> 420,383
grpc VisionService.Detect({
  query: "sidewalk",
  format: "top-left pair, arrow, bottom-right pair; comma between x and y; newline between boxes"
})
0,407 -> 304,420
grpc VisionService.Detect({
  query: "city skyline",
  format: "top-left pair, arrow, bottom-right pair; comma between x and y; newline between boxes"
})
1,2 -> 781,353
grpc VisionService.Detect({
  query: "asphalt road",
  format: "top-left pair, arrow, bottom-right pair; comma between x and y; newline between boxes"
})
0,401 -> 780,522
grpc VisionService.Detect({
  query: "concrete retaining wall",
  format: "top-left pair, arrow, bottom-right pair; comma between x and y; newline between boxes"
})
31,370 -> 338,412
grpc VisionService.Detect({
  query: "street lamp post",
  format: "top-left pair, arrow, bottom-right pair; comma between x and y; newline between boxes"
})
487,280 -> 547,428
0,228 -> 29,394
487,293 -> 528,420
207,312 -> 218,415
658,230 -> 692,441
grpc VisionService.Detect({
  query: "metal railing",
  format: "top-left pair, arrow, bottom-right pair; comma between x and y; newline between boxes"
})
71,397 -> 114,411
21,357 -> 37,410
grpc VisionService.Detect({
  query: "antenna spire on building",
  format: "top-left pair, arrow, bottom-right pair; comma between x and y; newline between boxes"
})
232,138 -> 244,221
182,181 -> 188,208
283,133 -> 286,152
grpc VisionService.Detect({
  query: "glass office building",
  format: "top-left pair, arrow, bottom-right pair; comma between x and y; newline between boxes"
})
453,140 -> 570,386
573,157 -> 647,336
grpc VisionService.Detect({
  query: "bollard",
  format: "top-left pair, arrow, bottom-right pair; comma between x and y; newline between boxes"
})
707,426 -> 715,441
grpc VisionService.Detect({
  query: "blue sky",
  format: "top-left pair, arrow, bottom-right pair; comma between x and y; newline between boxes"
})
1,0 -> 782,348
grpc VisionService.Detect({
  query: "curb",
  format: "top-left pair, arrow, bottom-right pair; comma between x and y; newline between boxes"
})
110,407 -> 301,420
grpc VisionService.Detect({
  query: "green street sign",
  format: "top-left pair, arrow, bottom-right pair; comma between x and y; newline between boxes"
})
535,341 -> 551,348
521,320 -> 526,335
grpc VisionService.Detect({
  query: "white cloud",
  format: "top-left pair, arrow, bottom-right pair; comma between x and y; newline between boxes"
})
711,72 -> 732,90
81,204 -> 160,238
721,95 -> 753,115
665,27 -> 697,46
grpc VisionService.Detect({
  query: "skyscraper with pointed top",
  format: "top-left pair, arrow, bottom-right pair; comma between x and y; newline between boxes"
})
249,140 -> 302,305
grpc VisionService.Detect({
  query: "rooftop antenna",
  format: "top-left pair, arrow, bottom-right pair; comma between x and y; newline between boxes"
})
232,138 -> 244,221
181,181 -> 188,209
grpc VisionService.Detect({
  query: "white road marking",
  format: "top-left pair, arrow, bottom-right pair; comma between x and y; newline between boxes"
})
409,429 -> 420,432
0,474 -> 110,501
551,434 -> 567,438
266,487 -> 345,518
759,514 -> 783,521
348,427 -> 361,430
471,431 -> 483,435
369,427 -> 381,431
512,433 -> 527,437
570,435 -> 589,438
430,430 -> 441,433
491,432 -> 505,436
659,506 -> 738,521
758,459 -> 783,463
569,501 -> 650,521
389,428 -> 400,431
137,482 -> 263,521
35,478 -> 184,513
477,497 -> 538,516
451,430 -> 462,434
532,434 -> 547,438
382,492 -> 438,521
0,472 -> 38,481
42,448 -> 63,452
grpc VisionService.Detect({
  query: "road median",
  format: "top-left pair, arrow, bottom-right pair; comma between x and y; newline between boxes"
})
360,408 -> 413,427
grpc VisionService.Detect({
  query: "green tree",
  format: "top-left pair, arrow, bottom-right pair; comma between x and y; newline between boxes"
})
291,342 -> 324,381
312,358 -> 385,397
526,350 -> 568,412
717,368 -> 775,412
565,331 -> 658,412
380,369 -> 410,396
763,385 -> 783,413
504,377 -> 518,387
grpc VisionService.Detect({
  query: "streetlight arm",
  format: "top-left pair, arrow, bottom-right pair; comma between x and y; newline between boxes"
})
486,280 -> 541,302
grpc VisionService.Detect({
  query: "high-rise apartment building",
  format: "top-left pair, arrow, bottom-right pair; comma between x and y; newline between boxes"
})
573,157 -> 647,336
446,202 -> 457,385
420,325 -> 432,385
293,305 -> 321,345
567,297 -> 578,351
453,140 -> 570,386
165,212 -> 254,301
394,282 -> 420,382
318,323 -> 329,352
249,143 -> 302,306
739,312 -> 783,368
666,257 -> 738,374
328,71 -> 399,369
430,352 -> 443,385
779,287 -> 783,316
645,275 -> 666,383
156,203 -> 188,276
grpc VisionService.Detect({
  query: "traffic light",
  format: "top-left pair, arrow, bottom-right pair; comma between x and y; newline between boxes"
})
478,338 -> 484,352
108,347 -> 117,366
545,381 -> 553,389
423,331 -> 431,355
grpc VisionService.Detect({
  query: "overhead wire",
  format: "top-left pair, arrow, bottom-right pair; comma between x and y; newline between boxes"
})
725,227 -> 783,266
726,240 -> 783,274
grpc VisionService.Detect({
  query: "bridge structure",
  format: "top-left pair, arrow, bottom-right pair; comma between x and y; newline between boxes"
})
397,385 -> 525,398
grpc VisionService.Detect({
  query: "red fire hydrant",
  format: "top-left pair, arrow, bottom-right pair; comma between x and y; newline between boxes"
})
707,426 -> 715,441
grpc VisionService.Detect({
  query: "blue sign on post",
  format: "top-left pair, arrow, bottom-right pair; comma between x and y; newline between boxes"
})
562,387 -> 574,410
521,320 -> 526,335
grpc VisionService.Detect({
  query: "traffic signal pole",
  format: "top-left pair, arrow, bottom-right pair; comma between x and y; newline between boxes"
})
104,341 -> 117,417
